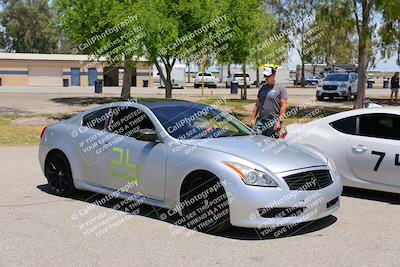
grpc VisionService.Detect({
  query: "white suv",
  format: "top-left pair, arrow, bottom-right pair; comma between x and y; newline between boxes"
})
194,72 -> 217,88
225,73 -> 251,88
316,72 -> 358,101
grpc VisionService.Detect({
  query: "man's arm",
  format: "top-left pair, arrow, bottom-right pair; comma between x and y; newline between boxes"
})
274,98 -> 287,131
250,99 -> 260,127
279,99 -> 288,122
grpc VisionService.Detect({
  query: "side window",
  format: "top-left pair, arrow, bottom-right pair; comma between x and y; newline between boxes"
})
330,116 -> 357,135
108,107 -> 155,138
359,114 -> 400,140
82,108 -> 110,130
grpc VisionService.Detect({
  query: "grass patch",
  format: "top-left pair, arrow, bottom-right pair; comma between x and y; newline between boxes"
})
0,115 -> 45,145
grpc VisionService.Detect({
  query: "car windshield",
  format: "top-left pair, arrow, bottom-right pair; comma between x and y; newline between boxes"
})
151,104 -> 253,140
324,74 -> 349,81
234,73 -> 250,78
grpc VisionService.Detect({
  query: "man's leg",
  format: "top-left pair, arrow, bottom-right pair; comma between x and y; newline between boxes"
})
396,90 -> 398,103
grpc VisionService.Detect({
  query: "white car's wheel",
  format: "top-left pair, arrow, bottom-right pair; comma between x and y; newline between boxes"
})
45,151 -> 76,196
181,171 -> 231,233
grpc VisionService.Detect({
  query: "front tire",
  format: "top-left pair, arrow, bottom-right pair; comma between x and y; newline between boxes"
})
346,89 -> 352,101
45,151 -> 76,196
181,172 -> 231,234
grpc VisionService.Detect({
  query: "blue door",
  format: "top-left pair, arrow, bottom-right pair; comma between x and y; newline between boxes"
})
71,68 -> 81,86
88,68 -> 97,86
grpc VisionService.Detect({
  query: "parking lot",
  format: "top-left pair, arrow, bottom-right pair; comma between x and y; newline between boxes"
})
1,146 -> 400,266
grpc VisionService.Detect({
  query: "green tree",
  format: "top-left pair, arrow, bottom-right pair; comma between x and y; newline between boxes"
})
55,0 -> 142,99
217,0 -> 264,99
379,1 -> 400,66
351,0 -> 393,108
249,8 -> 287,87
135,0 -> 223,98
0,0 -> 58,53
314,0 -> 357,65
268,0 -> 318,87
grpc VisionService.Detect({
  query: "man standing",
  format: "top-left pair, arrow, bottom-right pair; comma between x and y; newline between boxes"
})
391,72 -> 399,103
250,67 -> 288,138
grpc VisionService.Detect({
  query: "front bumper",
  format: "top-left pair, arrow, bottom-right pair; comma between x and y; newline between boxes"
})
195,82 -> 216,87
317,90 -> 348,97
225,169 -> 342,228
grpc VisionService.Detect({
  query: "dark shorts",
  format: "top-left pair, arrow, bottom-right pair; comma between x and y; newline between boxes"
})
392,88 -> 399,93
253,118 -> 280,138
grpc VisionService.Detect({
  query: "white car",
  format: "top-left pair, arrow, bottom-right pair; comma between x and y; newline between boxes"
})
225,73 -> 251,88
38,100 -> 342,233
194,72 -> 217,88
316,72 -> 358,101
286,107 -> 400,194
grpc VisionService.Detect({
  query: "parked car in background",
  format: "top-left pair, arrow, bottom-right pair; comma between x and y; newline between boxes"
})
305,76 -> 320,85
226,73 -> 251,88
316,72 -> 358,101
194,72 -> 217,88
286,107 -> 400,194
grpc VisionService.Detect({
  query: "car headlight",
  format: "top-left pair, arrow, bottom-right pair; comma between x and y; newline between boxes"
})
316,86 -> 322,91
339,83 -> 348,88
327,158 -> 340,179
223,161 -> 278,187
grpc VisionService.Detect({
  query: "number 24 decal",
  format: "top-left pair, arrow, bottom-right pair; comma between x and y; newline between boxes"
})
371,151 -> 400,172
111,147 -> 141,183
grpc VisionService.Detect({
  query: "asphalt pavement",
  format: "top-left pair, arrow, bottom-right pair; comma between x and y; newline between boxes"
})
1,146 -> 400,266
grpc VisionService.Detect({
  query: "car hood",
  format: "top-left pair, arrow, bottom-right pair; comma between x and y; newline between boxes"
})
180,135 -> 327,174
320,80 -> 348,86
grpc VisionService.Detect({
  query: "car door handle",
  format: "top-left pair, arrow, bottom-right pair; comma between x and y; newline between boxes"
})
352,144 -> 367,153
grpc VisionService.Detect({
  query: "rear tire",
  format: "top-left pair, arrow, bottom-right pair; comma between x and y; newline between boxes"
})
181,172 -> 231,234
45,151 -> 76,196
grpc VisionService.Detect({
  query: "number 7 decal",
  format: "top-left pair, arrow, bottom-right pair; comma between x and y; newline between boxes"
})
371,151 -> 386,172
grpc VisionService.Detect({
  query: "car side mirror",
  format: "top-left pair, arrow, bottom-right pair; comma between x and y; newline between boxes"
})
135,128 -> 159,142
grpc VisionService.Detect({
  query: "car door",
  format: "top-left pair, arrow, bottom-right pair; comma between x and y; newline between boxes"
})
95,106 -> 167,200
75,107 -> 112,185
347,113 -> 400,187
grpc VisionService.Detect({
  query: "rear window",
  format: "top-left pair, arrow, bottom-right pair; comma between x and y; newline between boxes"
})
330,116 -> 357,135
82,108 -> 110,130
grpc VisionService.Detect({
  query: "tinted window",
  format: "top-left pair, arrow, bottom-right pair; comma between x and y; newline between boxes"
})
359,114 -> 400,140
234,73 -> 250,78
108,107 -> 155,138
151,104 -> 252,140
82,108 -> 110,130
330,116 -> 357,135
324,74 -> 349,82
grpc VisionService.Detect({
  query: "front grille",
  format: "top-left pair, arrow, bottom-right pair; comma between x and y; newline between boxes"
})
323,85 -> 338,90
283,170 -> 333,190
258,207 -> 305,218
